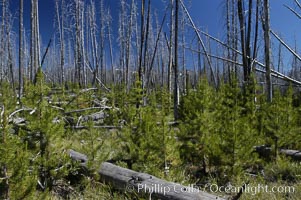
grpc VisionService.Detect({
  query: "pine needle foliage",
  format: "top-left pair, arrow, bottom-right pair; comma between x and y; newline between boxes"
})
22,68 -> 68,191
0,82 -> 36,199
178,78 -> 295,183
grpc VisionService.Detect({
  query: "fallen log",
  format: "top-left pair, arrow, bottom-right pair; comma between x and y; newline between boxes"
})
65,107 -> 102,114
100,162 -> 226,200
279,149 -> 301,161
9,108 -> 34,119
68,150 -> 226,200
156,121 -> 179,126
69,149 -> 88,167
70,125 -> 122,130
254,145 -> 301,161
51,101 -> 68,106
92,98 -> 109,107
75,112 -> 106,126
11,117 -> 26,125
81,112 -> 105,122
253,145 -> 272,159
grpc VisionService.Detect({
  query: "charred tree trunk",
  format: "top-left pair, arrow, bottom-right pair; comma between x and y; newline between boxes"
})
226,0 -> 231,83
237,0 -> 248,83
253,0 -> 260,64
8,32 -> 14,91
138,0 -> 145,84
246,0 -> 253,76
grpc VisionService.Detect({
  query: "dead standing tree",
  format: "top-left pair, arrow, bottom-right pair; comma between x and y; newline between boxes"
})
106,9 -> 115,84
118,0 -> 127,85
99,0 -> 106,85
174,0 -> 179,120
80,1 -> 86,87
74,0 -> 85,87
19,0 -> 24,102
125,0 -> 135,92
225,0 -> 239,82
179,0 -> 217,88
138,0 -> 145,86
262,0 -> 272,102
0,0 -> 14,85
168,0 -> 174,98
0,0 -> 6,82
146,7 -> 168,89
55,0 -> 65,86
88,0 -> 98,86
142,0 -> 151,90
7,12 -> 15,91
226,0 -> 232,82
236,0 -> 262,100
237,0 -> 252,86
30,0 -> 40,83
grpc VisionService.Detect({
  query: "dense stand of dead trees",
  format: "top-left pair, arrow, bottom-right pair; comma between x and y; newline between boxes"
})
0,0 -> 300,118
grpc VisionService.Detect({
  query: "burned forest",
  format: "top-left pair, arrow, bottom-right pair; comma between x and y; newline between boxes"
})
1,0 -> 301,199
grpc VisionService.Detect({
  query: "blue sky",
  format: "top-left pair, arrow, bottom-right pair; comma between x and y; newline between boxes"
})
188,0 -> 301,71
7,0 -> 301,71
7,0 -> 300,43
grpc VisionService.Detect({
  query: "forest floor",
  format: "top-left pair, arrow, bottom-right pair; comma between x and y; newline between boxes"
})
2,81 -> 301,200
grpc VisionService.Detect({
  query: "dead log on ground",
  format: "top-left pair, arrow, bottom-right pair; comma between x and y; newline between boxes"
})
92,98 -> 109,107
253,145 -> 272,159
75,112 -> 106,126
156,121 -> 179,126
65,107 -> 102,114
70,125 -> 122,130
279,149 -> 301,161
69,149 -> 88,167
81,112 -> 105,122
68,150 -> 226,200
254,145 -> 301,161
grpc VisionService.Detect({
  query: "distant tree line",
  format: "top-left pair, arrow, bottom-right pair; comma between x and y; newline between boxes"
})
0,0 -> 299,117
